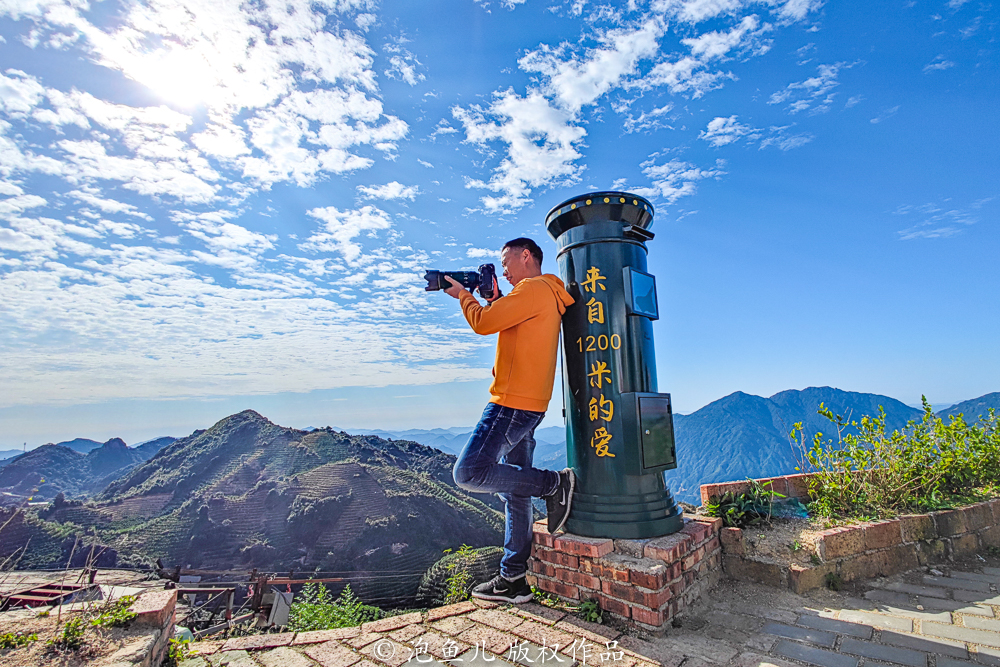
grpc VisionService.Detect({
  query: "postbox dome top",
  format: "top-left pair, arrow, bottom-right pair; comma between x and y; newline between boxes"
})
545,191 -> 654,241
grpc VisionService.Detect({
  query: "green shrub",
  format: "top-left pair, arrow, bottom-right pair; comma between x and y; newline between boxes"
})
49,617 -> 86,650
794,399 -> 1000,519
704,479 -> 785,528
164,638 -> 191,666
287,583 -> 381,631
0,631 -> 38,649
578,600 -> 602,624
442,544 -> 475,604
91,595 -> 137,629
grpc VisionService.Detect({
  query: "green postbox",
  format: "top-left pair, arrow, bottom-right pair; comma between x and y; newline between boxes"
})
546,191 -> 683,539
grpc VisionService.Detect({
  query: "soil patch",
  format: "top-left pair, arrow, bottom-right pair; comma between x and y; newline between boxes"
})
738,516 -> 840,566
0,605 -> 156,667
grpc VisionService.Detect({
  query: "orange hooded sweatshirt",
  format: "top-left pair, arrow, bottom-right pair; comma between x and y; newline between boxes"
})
459,274 -> 575,412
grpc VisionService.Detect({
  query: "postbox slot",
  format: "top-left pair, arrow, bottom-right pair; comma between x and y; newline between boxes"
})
623,224 -> 655,242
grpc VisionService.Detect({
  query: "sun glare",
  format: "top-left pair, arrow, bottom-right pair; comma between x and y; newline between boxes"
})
128,48 -> 220,109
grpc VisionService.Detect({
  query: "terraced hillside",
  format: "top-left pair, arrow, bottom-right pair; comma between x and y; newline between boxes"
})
3,410 -> 505,604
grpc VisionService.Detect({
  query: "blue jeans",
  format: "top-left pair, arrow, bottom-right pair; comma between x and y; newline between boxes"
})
453,403 -> 560,579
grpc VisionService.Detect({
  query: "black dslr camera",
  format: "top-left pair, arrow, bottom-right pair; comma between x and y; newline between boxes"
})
424,263 -> 502,300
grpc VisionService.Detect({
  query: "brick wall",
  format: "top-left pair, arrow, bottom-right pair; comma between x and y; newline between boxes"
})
699,472 -> 817,508
121,588 -> 177,667
701,472 -> 1000,594
527,518 -> 722,633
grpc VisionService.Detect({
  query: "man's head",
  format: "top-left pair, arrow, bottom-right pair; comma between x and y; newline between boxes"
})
500,238 -> 543,287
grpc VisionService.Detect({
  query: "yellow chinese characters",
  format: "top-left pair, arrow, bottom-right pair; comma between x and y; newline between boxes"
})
587,361 -> 610,388
590,427 -> 615,457
581,267 -> 606,293
580,264 -> 615,459
586,297 -> 604,324
588,395 -> 614,422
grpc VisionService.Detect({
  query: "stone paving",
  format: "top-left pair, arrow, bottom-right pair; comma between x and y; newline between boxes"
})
663,564 -> 1000,667
178,565 -> 1000,667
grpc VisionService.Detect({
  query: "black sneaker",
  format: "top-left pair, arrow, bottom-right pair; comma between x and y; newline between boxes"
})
545,468 -> 575,534
471,574 -> 534,604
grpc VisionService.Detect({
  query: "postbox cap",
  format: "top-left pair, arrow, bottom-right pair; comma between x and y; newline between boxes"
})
545,191 -> 654,241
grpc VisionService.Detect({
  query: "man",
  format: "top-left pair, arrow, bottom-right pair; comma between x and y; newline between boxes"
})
443,237 -> 576,604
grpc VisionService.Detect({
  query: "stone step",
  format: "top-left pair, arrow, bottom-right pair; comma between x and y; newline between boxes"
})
950,571 -> 1000,584
772,640 -> 858,667
877,582 -> 951,599
762,622 -> 836,649
838,637 -> 928,667
923,576 -> 992,593
913,596 -> 994,616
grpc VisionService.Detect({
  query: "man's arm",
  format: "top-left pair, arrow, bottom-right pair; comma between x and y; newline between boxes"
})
444,276 -> 535,335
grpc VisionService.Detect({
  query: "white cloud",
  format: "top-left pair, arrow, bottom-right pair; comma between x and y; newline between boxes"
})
357,181 -> 420,200
453,90 -> 586,213
768,62 -> 856,114
191,124 -> 251,160
0,193 -> 47,218
0,232 -> 489,406
634,56 -> 734,98
699,115 -> 757,146
520,19 -> 663,112
301,205 -> 393,265
466,247 -> 498,258
178,212 -> 276,256
622,103 -> 675,133
923,55 -> 955,72
894,198 -> 992,240
67,190 -> 153,220
0,0 -> 841,406
0,69 -> 45,115
629,157 -> 725,203
758,126 -> 813,150
0,0 -> 407,200
652,0 -> 745,23
452,1 -> 819,213
0,181 -> 24,196
57,139 -> 220,203
698,117 -> 810,151
385,52 -> 425,86
432,120 -> 458,136
870,105 -> 900,124
777,0 -> 823,22
682,15 -> 764,61
0,121 -> 64,177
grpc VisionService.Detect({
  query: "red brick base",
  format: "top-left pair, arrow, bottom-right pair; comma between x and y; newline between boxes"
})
527,517 -> 722,633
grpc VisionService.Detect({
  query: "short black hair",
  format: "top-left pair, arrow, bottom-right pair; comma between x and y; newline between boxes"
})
503,237 -> 543,265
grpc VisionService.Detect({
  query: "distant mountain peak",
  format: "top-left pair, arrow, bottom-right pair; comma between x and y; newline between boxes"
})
221,409 -> 272,425
101,437 -> 128,450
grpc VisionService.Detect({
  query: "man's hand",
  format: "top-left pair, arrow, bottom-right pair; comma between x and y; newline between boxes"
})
443,276 -> 465,299
484,276 -> 502,303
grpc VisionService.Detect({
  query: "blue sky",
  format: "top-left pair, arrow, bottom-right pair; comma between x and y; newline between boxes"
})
0,0 -> 997,448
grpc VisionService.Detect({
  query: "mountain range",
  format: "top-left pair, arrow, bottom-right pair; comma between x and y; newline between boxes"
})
0,436 -> 178,498
2,386 -> 998,605
0,436 -> 175,470
1,411 -> 505,606
348,388 -> 1000,504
